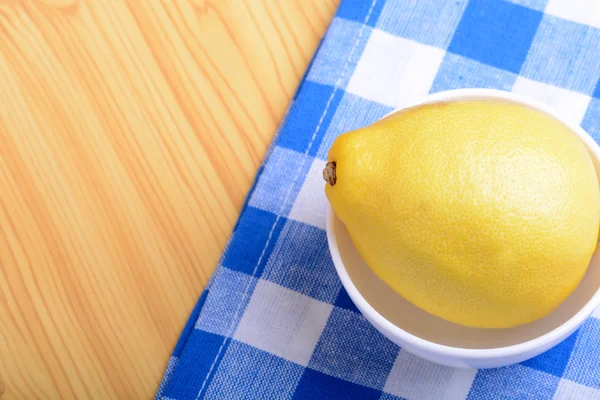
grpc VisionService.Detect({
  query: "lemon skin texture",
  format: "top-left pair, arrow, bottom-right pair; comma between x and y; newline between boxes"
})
325,101 -> 600,329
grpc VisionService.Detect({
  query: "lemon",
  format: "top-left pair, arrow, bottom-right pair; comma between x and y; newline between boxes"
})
325,101 -> 600,328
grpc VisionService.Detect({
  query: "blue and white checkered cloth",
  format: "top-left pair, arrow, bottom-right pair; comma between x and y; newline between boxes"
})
157,0 -> 600,398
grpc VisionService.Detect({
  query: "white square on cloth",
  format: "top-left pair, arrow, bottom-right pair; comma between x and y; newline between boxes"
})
234,279 -> 333,366
512,76 -> 592,124
384,349 -> 477,400
289,158 -> 328,230
347,29 -> 445,109
553,379 -> 600,400
545,0 -> 600,29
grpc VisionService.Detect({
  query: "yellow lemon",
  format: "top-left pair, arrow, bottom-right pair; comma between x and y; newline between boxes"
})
324,101 -> 600,328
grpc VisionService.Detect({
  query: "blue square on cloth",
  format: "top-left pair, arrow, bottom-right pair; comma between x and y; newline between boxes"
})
448,0 -> 543,74
380,394 -> 405,400
203,341 -> 305,399
334,287 -> 360,313
582,98 -> 600,144
262,219 -> 341,304
162,330 -> 230,400
248,146 -> 312,216
520,15 -> 600,95
277,81 -> 344,156
376,0 -> 468,49
293,368 -> 382,400
336,0 -> 385,27
316,93 -> 393,160
520,330 -> 579,377
195,267 -> 258,336
430,52 -> 517,93
308,308 -> 399,390
594,80 -> 600,99
307,18 -> 374,89
504,0 -> 548,11
222,206 -> 285,276
563,318 -> 600,388
467,364 -> 560,400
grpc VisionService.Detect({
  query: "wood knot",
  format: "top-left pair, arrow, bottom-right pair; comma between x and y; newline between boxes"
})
323,161 -> 336,186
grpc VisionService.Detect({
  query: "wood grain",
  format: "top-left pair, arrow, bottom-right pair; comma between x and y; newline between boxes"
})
0,1 -> 338,398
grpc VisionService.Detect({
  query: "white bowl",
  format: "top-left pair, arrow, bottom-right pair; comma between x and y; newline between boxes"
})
326,89 -> 600,369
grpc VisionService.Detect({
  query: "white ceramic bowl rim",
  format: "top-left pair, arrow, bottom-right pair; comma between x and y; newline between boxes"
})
328,88 -> 600,359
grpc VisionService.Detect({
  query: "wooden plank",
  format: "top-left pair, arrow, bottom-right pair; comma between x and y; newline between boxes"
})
0,0 -> 338,398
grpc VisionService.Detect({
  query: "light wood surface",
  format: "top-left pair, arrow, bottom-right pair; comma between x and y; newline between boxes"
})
0,1 -> 338,398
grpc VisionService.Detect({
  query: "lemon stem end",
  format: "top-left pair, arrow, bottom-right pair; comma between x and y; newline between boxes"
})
323,162 -> 337,186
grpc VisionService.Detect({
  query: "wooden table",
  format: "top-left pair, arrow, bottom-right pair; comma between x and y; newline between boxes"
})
0,1 -> 338,398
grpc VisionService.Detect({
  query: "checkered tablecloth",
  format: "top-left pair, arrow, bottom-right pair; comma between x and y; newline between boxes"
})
156,0 -> 600,399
